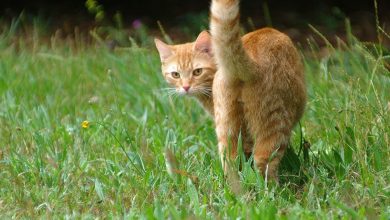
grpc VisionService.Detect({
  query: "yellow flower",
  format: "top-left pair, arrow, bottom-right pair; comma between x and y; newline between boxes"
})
81,120 -> 90,129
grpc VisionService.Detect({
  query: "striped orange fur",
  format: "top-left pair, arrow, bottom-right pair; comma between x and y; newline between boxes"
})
155,0 -> 306,181
210,0 -> 306,180
154,32 -> 216,115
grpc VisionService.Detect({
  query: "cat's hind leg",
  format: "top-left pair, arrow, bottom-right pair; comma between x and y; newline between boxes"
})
243,95 -> 291,181
252,133 -> 288,182
213,72 -> 245,172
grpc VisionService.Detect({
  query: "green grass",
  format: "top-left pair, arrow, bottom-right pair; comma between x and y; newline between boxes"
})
0,21 -> 389,219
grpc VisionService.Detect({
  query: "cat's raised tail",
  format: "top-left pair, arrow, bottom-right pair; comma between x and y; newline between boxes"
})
210,0 -> 254,82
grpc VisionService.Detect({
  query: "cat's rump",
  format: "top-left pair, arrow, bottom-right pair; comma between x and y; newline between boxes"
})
210,0 -> 306,180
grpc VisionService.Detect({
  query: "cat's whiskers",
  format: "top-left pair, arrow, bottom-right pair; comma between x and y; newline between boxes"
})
160,87 -> 181,99
194,82 -> 212,93
192,85 -> 212,97
162,84 -> 213,98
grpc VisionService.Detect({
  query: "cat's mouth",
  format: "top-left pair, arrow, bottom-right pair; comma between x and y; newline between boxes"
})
177,88 -> 194,96
177,87 -> 212,97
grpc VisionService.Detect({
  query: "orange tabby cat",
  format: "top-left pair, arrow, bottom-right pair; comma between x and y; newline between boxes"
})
210,0 -> 306,180
154,33 -> 216,116
155,0 -> 306,180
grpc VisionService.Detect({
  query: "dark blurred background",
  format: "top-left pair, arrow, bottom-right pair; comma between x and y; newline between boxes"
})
1,0 -> 389,45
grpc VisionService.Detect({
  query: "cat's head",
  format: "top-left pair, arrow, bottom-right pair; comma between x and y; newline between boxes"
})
155,31 -> 216,97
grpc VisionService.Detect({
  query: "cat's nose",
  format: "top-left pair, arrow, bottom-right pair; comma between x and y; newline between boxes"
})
183,86 -> 191,92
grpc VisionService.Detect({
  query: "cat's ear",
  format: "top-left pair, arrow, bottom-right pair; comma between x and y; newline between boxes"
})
194,31 -> 212,55
154,38 -> 173,62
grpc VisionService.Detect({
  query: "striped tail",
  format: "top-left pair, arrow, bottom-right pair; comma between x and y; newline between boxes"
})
210,0 -> 253,81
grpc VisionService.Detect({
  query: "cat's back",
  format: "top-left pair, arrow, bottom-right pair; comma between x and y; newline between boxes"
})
242,27 -> 286,45
242,27 -> 294,52
241,27 -> 306,122
242,27 -> 302,71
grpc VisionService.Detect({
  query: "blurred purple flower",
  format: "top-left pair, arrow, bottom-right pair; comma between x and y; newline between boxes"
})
132,19 -> 142,29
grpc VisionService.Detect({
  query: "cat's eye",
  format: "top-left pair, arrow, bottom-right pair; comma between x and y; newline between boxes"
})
171,71 -> 180,78
193,68 -> 203,76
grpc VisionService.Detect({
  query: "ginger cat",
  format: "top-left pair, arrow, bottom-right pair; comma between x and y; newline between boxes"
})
154,33 -> 216,116
155,0 -> 306,181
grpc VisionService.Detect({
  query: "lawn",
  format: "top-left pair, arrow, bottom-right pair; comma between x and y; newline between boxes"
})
0,20 -> 389,218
